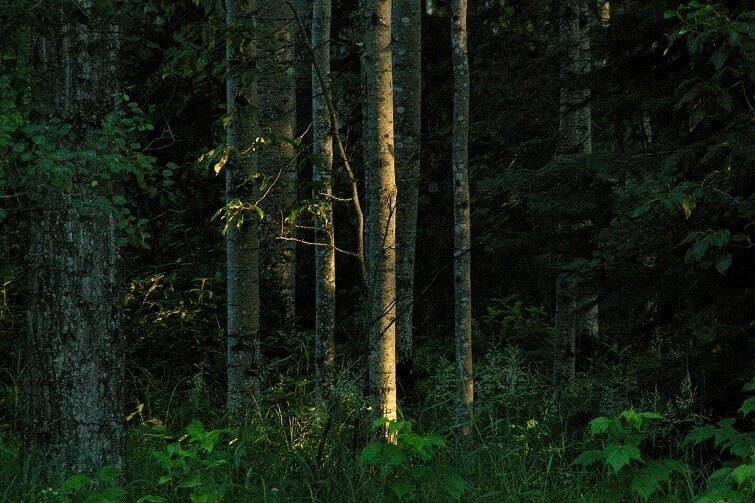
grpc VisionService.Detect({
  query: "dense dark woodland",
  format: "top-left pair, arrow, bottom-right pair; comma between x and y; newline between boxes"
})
0,0 -> 754,501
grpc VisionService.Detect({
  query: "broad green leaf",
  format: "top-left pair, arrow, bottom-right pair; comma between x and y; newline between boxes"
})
716,254 -> 732,274
358,442 -> 381,465
590,416 -> 612,435
186,419 -> 205,438
631,472 -> 661,501
603,443 -> 642,473
391,478 -> 415,501
574,449 -> 603,467
729,464 -> 755,486
60,474 -> 94,492
739,395 -> 755,416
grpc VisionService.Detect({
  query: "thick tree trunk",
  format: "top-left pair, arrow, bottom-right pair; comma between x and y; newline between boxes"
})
312,0 -> 336,391
226,0 -> 261,413
258,0 -> 298,336
25,5 -> 124,477
451,0 -> 473,440
364,0 -> 398,439
392,0 -> 421,398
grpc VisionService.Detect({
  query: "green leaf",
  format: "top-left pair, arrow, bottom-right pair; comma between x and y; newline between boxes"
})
440,472 -> 467,501
631,472 -> 661,501
137,497 -> 167,503
186,419 -> 205,438
590,417 -> 612,435
682,195 -> 696,219
358,442 -> 381,465
574,449 -> 604,467
689,107 -> 705,131
60,474 -> 94,492
711,48 -> 728,70
391,478 -> 414,501
715,254 -> 732,274
603,443 -> 642,473
621,410 -> 642,430
729,464 -> 755,486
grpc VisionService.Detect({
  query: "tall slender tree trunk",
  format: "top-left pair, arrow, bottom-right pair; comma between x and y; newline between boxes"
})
451,0 -> 473,440
311,0 -> 336,391
392,0 -> 421,398
25,4 -> 124,477
553,0 -> 594,397
364,0 -> 398,439
226,0 -> 261,413
258,0 -> 298,336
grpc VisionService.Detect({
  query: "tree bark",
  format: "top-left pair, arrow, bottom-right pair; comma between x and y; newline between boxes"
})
258,0 -> 298,336
226,0 -> 261,413
25,4 -> 124,477
312,0 -> 336,391
553,0 -> 593,398
392,0 -> 421,399
364,0 -> 398,440
451,0 -> 473,440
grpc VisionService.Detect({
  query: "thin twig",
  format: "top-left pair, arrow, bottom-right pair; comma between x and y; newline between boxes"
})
286,0 -> 367,287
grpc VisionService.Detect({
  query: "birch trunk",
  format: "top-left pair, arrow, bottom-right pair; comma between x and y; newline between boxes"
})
553,0 -> 592,396
392,0 -> 421,396
451,0 -> 473,439
312,0 -> 336,391
25,4 -> 124,477
226,0 -> 261,413
364,0 -> 398,439
258,0 -> 298,336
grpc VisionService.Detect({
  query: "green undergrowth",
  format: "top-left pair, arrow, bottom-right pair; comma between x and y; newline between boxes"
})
2,369 -> 753,502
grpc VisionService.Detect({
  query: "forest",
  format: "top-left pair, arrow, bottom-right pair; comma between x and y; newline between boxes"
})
0,0 -> 754,501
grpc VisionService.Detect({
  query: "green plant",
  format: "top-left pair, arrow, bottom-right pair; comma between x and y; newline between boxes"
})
141,419 -> 234,503
574,410 -> 690,502
358,419 -> 466,502
43,466 -> 125,503
683,377 -> 755,502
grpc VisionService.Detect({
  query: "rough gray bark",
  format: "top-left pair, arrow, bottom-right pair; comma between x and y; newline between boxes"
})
451,0 -> 473,439
258,0 -> 298,335
364,0 -> 398,438
311,0 -> 336,391
226,0 -> 261,413
392,0 -> 421,395
25,4 -> 125,477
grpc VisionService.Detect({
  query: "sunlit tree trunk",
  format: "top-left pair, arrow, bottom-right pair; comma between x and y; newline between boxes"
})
451,0 -> 473,440
226,0 -> 261,413
392,0 -> 421,397
364,0 -> 398,439
312,0 -> 336,391
258,0 -> 298,336
25,3 -> 124,477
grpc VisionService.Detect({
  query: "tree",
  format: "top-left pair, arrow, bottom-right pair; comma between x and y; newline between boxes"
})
363,0 -> 398,439
225,0 -> 261,412
392,0 -> 422,397
552,0 -> 593,396
311,0 -> 336,391
24,3 -> 125,477
451,0 -> 473,439
258,0 -> 298,336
